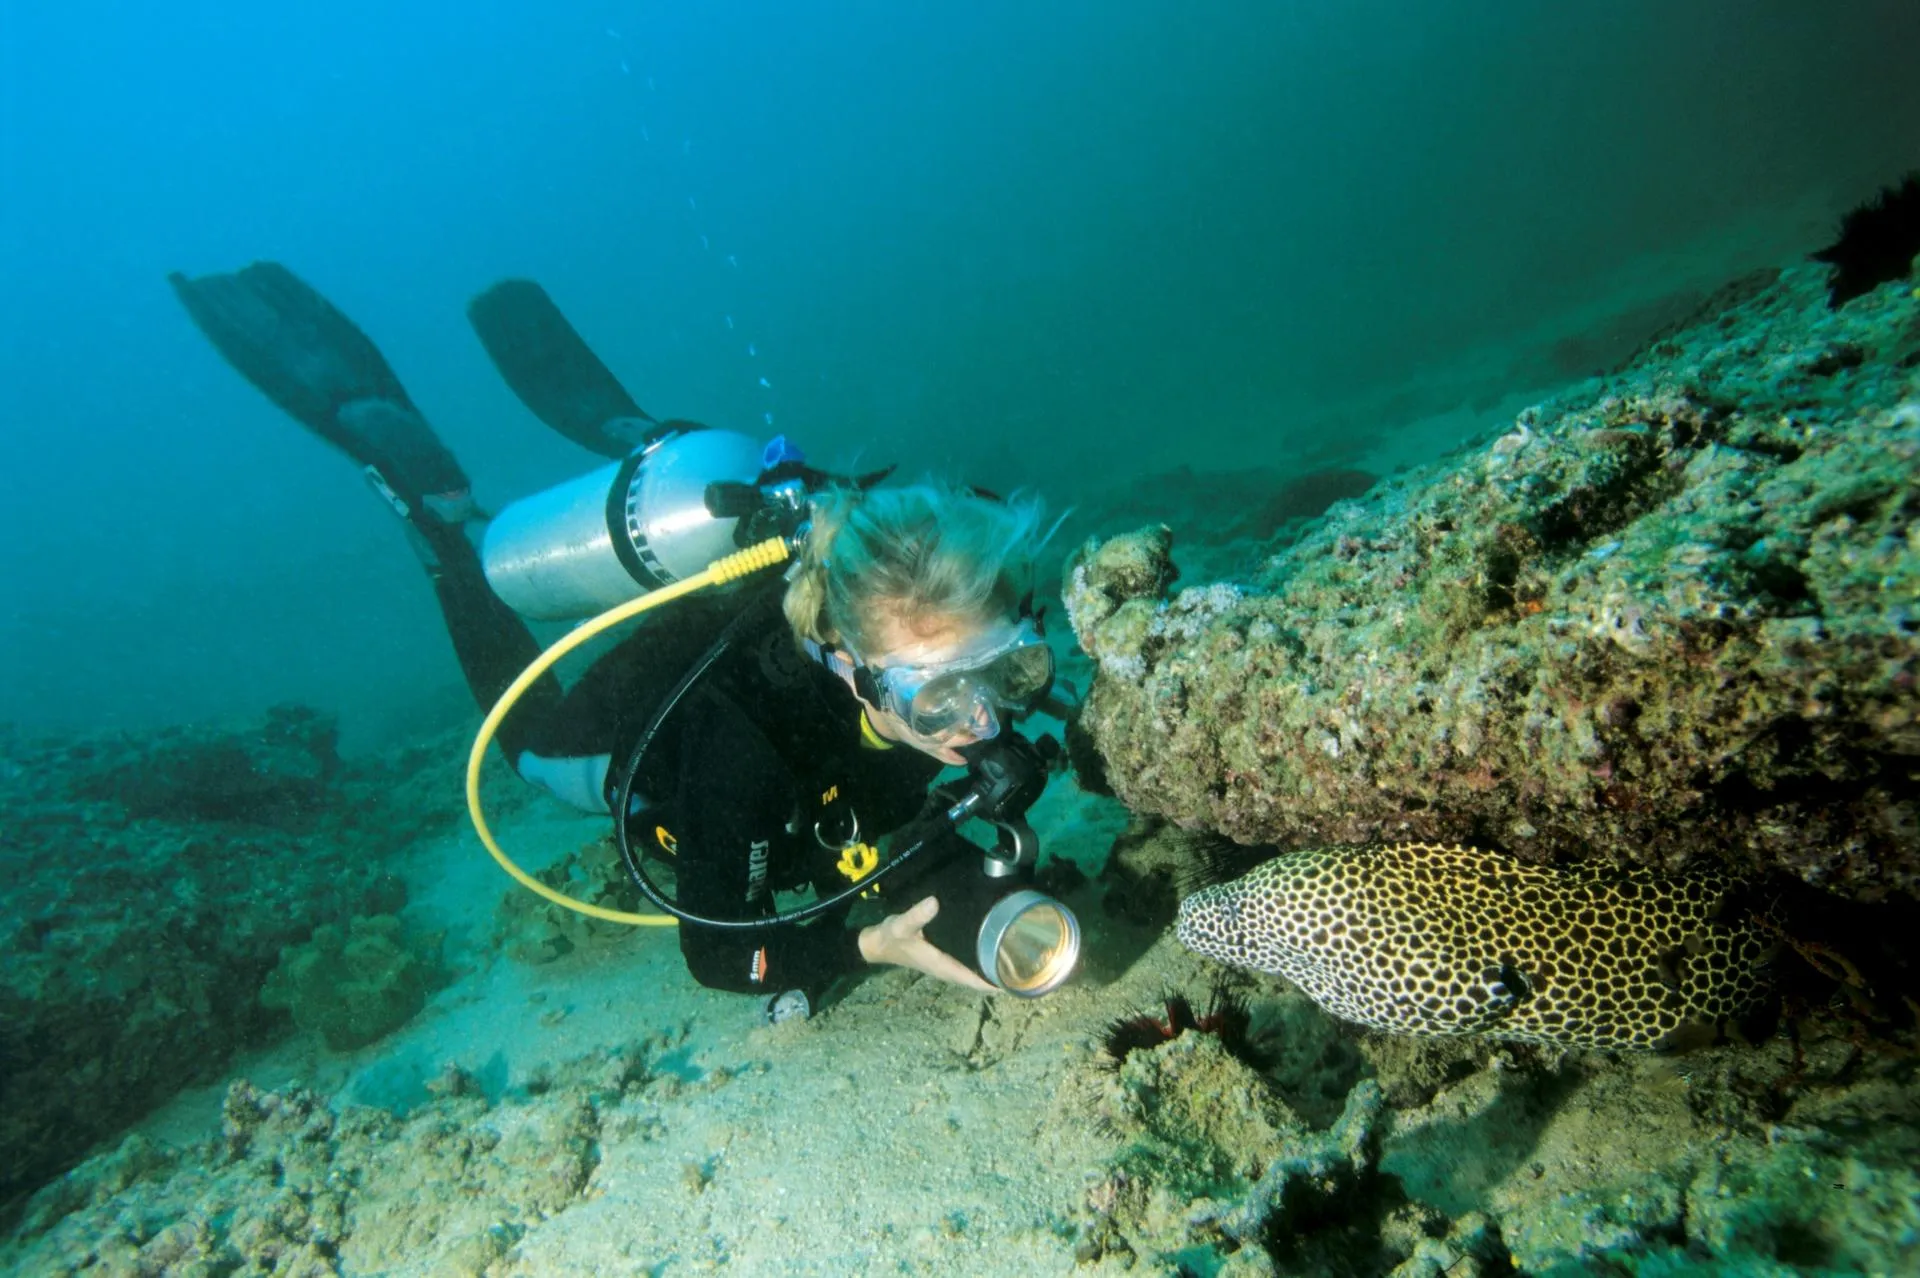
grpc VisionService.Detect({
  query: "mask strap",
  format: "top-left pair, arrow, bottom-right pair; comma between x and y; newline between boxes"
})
1016,589 -> 1047,636
805,637 -> 851,675
808,638 -> 884,708
857,710 -> 894,750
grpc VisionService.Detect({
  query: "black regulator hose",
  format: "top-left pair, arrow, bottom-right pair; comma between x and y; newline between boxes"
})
614,697 -> 1058,931
615,773 -> 962,930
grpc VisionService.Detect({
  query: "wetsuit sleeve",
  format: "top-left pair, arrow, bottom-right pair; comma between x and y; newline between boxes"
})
670,691 -> 867,996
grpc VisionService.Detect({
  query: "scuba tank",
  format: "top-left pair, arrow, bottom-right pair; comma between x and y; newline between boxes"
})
481,425 -> 789,621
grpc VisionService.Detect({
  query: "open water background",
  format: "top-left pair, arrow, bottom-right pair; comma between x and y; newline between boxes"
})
2,0 -> 1916,743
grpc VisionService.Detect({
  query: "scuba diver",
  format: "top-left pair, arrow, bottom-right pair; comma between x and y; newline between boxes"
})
168,262 -> 1080,1021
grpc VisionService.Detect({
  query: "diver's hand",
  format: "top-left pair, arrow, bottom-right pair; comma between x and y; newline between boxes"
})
858,896 -> 997,993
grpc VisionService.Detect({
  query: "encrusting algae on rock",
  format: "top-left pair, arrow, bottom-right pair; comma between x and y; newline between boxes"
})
1177,842 -> 1776,1050
1063,260 -> 1920,904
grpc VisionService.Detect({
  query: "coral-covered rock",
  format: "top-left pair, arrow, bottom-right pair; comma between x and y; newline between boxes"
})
261,915 -> 440,1051
493,835 -> 642,964
0,712 -> 485,1206
1068,265 -> 1920,902
4,1050 -> 648,1277
1074,1030 -> 1305,1267
69,702 -> 342,829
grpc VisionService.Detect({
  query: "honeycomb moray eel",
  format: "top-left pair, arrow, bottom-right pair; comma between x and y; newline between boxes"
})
1176,842 -> 1777,1050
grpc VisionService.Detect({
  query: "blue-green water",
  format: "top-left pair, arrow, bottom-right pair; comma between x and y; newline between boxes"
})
2,0 -> 1916,743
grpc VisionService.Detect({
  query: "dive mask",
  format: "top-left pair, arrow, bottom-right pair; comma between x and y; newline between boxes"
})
856,619 -> 1054,741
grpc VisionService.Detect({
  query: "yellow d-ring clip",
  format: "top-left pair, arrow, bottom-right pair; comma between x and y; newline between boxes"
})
836,841 -> 880,884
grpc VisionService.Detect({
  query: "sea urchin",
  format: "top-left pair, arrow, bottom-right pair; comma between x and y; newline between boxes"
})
1812,170 -> 1920,309
1100,988 -> 1270,1070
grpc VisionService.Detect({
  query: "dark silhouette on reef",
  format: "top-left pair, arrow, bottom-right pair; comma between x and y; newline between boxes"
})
1812,170 -> 1920,308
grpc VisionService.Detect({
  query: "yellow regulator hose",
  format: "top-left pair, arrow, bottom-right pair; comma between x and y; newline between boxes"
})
465,536 -> 792,925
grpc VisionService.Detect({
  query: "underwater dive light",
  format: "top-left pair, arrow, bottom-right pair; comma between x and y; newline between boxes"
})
900,854 -> 1082,998
887,732 -> 1082,997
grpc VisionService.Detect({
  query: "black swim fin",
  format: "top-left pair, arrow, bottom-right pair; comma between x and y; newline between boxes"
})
169,262 -> 471,513
467,279 -> 656,459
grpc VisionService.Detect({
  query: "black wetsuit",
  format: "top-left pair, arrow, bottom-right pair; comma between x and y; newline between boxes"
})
437,548 -> 948,997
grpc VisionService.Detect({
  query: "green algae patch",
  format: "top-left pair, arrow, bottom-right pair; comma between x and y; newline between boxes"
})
261,914 -> 439,1051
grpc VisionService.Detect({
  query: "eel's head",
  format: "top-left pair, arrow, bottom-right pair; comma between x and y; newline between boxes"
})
1176,877 -> 1272,972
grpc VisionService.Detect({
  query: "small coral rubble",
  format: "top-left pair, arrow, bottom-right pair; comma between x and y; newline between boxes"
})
1067,263 -> 1920,901
493,834 -> 642,965
7,1040 -> 661,1278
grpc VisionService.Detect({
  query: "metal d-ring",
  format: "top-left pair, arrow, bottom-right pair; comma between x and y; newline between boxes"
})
814,806 -> 860,851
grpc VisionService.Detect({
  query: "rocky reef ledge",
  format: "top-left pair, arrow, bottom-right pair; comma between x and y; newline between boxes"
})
0,709 -> 496,1210
1066,264 -> 1919,902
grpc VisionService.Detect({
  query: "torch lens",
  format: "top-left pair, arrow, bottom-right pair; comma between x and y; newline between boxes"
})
978,890 -> 1081,997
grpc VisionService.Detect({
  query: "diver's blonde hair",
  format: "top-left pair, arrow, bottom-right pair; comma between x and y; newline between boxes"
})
784,483 -> 1047,655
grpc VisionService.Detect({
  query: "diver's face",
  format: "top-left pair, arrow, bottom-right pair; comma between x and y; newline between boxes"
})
846,611 -> 999,766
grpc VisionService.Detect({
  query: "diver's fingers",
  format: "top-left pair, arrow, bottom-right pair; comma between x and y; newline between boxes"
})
865,897 -> 995,991
899,896 -> 995,990
905,937 -> 998,993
